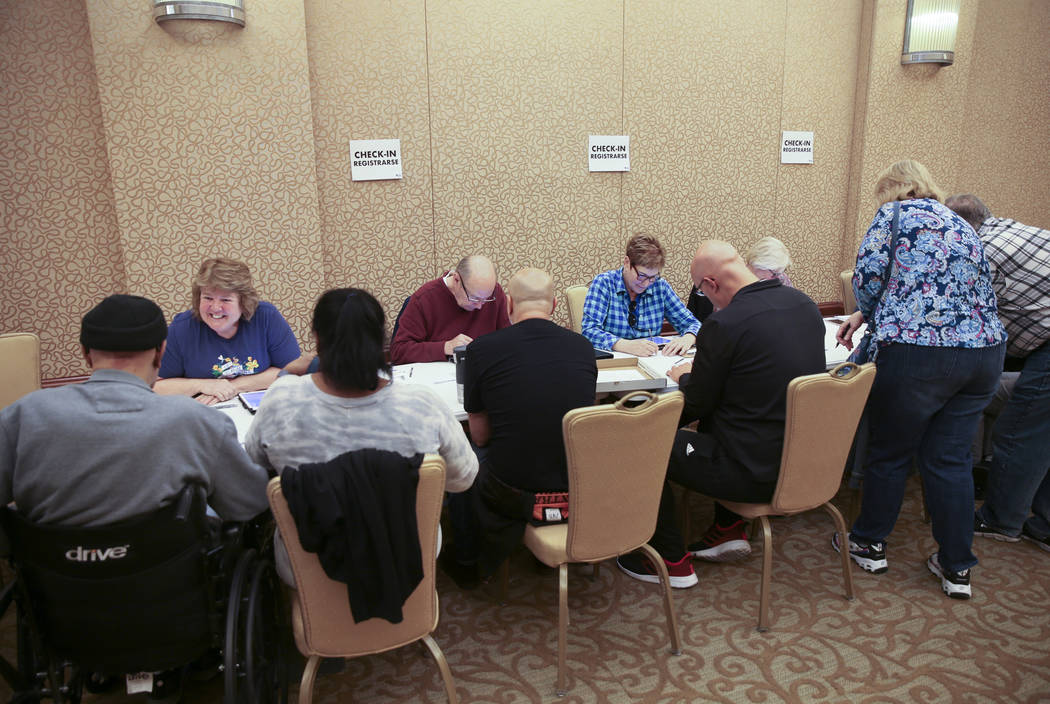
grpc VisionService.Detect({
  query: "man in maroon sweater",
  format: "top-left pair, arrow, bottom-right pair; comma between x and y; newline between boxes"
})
389,256 -> 511,364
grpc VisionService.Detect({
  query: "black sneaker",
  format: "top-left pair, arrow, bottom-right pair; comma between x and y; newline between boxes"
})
1022,524 -> 1050,553
927,553 -> 971,599
973,513 -> 1021,542
832,532 -> 888,574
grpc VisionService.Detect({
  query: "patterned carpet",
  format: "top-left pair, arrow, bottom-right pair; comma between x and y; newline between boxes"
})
3,478 -> 1049,703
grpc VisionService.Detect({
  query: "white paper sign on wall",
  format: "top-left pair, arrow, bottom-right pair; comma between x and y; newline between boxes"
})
350,139 -> 402,181
781,131 -> 814,164
589,135 -> 630,172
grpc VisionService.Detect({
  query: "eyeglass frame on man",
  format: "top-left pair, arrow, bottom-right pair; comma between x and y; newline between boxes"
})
459,274 -> 496,304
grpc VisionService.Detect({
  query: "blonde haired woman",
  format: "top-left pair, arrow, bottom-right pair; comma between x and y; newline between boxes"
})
835,159 -> 1005,599
155,257 -> 301,404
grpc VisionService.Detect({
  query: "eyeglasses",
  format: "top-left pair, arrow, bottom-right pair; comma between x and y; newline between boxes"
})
628,299 -> 638,328
631,264 -> 661,284
459,276 -> 495,304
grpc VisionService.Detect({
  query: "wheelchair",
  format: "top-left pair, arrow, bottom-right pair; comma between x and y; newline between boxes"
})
0,484 -> 287,703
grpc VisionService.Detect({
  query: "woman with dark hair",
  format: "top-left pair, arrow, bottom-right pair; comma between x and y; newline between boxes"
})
244,288 -> 478,583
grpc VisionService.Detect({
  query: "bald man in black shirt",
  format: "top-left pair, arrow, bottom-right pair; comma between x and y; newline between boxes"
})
618,241 -> 825,588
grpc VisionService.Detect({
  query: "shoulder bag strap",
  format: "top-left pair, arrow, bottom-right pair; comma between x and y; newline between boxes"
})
865,201 -> 902,324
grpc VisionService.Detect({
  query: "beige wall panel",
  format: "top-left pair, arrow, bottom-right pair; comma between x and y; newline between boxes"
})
426,0 -> 623,325
83,0 -> 323,347
305,0 -> 434,331
958,0 -> 1050,226
622,1 -> 787,301
848,0 -> 977,248
0,0 -> 125,379
775,0 -> 863,302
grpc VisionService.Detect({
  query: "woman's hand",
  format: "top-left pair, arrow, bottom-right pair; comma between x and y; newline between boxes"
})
836,311 -> 865,351
198,378 -> 238,402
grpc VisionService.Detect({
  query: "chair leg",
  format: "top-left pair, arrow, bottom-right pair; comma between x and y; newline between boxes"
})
298,655 -> 320,704
556,563 -> 568,696
756,516 -> 773,632
636,543 -> 682,655
823,502 -> 855,601
421,634 -> 459,704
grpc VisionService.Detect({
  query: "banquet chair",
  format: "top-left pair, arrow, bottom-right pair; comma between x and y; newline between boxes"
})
840,270 -> 857,314
718,362 -> 876,631
0,332 -> 41,410
521,391 -> 684,695
266,454 -> 458,704
564,285 -> 588,333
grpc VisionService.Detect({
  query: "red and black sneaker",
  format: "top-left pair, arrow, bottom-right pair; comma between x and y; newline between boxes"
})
616,551 -> 698,588
688,520 -> 752,562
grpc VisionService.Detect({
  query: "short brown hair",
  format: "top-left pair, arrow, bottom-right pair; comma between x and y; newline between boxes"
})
191,258 -> 260,321
874,159 -> 946,205
625,234 -> 665,270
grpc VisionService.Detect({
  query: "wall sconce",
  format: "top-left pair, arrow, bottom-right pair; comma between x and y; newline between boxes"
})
153,1 -> 245,27
901,0 -> 960,65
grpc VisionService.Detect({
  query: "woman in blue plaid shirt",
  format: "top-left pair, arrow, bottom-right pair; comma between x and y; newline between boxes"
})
580,234 -> 700,357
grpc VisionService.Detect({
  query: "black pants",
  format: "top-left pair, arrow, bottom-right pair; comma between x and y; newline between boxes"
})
457,464 -> 565,577
649,429 -> 775,559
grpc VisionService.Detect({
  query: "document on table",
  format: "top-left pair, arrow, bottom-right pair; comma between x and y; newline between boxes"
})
393,362 -> 464,419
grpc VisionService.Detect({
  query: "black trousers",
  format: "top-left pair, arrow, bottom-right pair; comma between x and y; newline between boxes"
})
648,429 -> 776,559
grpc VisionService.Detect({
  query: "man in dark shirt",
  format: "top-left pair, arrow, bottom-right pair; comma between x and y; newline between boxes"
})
617,241 -> 825,587
452,267 -> 597,580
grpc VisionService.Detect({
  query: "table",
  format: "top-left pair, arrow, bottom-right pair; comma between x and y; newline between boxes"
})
217,319 -> 865,439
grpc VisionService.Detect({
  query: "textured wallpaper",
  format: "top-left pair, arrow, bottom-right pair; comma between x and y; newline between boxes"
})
304,0 -> 435,330
1,0 -> 1048,378
83,0 -> 325,357
848,0 -> 978,250
957,0 -> 1050,227
427,0 -> 625,329
0,0 -> 125,379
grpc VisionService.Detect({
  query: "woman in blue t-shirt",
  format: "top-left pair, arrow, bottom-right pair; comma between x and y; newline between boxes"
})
155,257 -> 301,405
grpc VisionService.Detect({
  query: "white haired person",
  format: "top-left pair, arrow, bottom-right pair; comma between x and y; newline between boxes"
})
745,236 -> 794,287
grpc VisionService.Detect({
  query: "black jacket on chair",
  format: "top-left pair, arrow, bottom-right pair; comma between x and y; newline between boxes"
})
281,448 -> 423,624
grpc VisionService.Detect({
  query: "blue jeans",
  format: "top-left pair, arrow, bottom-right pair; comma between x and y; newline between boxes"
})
978,340 -> 1050,539
852,342 -> 1005,573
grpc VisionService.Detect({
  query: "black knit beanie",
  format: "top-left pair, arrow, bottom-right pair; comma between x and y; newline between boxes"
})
80,294 -> 167,351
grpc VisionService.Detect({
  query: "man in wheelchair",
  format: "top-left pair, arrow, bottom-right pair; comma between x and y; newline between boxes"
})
0,294 -> 275,702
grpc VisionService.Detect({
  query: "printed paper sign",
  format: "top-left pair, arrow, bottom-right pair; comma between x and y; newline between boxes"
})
781,131 -> 814,164
589,135 -> 630,172
350,139 -> 403,181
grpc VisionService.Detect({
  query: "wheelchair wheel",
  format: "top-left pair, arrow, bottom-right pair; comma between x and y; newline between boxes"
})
223,548 -> 256,704
243,559 -> 287,704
